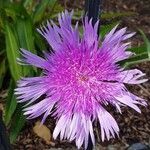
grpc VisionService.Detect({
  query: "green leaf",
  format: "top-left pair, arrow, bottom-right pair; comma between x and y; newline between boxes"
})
23,0 -> 33,8
34,32 -> 47,51
0,59 -> 6,89
120,52 -> 149,67
139,29 -> 150,58
101,12 -> 136,20
33,0 -> 57,23
0,0 -> 10,8
47,3 -> 64,19
16,17 -> 35,52
128,44 -> 146,54
0,76 -> 4,89
123,31 -> 150,67
100,22 -> 119,38
4,3 -> 28,21
4,80 -> 17,125
48,0 -> 59,17
9,105 -> 26,143
5,23 -> 22,81
16,17 -> 36,75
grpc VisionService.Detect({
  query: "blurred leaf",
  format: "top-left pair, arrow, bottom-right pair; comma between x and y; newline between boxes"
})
9,105 -> 26,143
139,30 -> 150,58
124,31 -> 150,67
72,10 -> 83,20
4,3 -> 28,21
0,33 -> 5,51
33,0 -> 57,23
22,0 -> 36,15
0,59 -> 6,89
45,2 -> 63,20
128,44 -> 146,54
0,76 -> 4,89
16,17 -> 36,75
100,22 -> 119,38
4,80 -> 17,126
120,52 -> 149,67
0,0 -> 11,8
5,23 -> 22,81
34,32 -> 47,51
23,0 -> 33,8
0,7 -> 7,29
16,17 -> 35,52
48,0 -> 59,17
101,12 -> 136,20
0,49 -> 5,70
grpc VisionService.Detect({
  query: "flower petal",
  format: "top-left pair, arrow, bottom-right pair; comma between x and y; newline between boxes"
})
19,49 -> 49,69
100,25 -> 135,62
82,17 -> 99,51
24,97 -> 55,121
120,69 -> 148,84
97,106 -> 119,141
115,94 -> 141,113
15,77 -> 48,105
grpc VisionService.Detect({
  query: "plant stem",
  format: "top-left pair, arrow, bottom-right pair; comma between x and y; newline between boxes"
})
84,0 -> 102,150
85,0 -> 102,35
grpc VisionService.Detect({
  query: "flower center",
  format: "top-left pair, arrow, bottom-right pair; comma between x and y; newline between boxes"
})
80,75 -> 88,82
77,74 -> 89,84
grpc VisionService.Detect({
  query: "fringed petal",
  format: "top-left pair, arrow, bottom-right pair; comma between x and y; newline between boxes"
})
97,106 -> 119,141
15,77 -> 48,105
24,97 -> 55,123
120,69 -> 148,84
83,17 -> 99,50
115,92 -> 147,113
18,49 -> 49,69
100,25 -> 135,62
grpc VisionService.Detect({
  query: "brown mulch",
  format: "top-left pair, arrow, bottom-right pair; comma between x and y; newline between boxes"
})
11,0 -> 150,149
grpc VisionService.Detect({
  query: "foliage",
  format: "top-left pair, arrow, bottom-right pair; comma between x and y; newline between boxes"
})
120,31 -> 150,67
0,0 -> 149,143
0,0 -> 58,143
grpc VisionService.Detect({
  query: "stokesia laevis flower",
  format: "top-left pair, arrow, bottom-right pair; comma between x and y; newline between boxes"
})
15,10 -> 148,149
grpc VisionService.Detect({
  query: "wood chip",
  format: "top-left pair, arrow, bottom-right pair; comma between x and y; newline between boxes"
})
33,121 -> 52,145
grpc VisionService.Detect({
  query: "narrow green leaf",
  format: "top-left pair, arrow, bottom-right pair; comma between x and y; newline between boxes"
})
9,105 -> 26,143
0,0 -> 10,8
128,44 -> 146,54
4,80 -> 17,125
139,30 -> 150,58
0,76 -> 4,89
23,0 -> 33,8
48,0 -> 59,17
16,17 -> 36,75
5,23 -> 22,81
33,0 -> 57,23
101,12 -> 136,20
0,59 -> 6,89
4,3 -> 28,21
72,10 -> 84,20
46,3 -> 64,19
34,32 -> 47,51
16,18 -> 35,52
100,22 -> 119,38
120,52 -> 149,67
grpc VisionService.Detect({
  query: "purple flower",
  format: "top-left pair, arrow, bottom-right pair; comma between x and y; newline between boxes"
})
15,11 -> 147,149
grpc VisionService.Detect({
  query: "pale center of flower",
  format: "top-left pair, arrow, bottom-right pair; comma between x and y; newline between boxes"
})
78,74 -> 89,83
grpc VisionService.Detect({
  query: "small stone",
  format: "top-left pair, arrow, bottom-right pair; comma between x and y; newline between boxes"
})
127,143 -> 150,150
49,148 -> 63,150
107,145 -> 119,150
